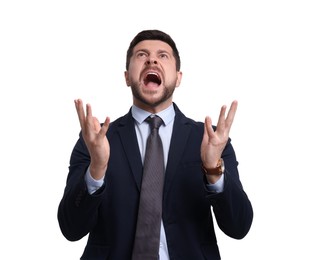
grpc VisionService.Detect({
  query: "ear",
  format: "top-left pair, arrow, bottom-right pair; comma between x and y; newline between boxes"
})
175,71 -> 182,88
124,71 -> 130,86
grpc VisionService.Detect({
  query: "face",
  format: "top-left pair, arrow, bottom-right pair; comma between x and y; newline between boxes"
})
125,40 -> 182,113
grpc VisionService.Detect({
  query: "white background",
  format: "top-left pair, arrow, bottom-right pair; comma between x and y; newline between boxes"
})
1,0 -> 313,259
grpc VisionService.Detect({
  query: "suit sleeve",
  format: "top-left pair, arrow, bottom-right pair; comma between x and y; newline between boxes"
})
207,138 -> 254,239
57,132 -> 105,241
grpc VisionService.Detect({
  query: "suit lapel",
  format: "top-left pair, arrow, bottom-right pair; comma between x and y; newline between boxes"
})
116,105 -> 193,194
117,112 -> 143,191
163,106 -> 191,197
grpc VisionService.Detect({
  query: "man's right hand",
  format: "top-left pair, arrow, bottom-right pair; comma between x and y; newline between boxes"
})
74,99 -> 110,180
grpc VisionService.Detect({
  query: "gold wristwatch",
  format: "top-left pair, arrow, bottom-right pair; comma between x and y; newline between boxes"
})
202,158 -> 225,176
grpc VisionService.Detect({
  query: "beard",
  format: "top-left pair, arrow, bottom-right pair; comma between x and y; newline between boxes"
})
130,80 -> 176,108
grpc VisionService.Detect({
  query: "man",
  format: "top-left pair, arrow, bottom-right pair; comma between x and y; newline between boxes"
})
58,29 -> 253,260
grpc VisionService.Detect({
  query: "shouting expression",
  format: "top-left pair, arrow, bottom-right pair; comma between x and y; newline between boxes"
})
125,40 -> 182,113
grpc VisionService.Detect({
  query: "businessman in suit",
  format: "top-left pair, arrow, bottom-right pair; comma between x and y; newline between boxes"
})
58,29 -> 253,260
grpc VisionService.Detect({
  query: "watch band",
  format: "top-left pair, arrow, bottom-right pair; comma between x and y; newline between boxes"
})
202,158 -> 225,176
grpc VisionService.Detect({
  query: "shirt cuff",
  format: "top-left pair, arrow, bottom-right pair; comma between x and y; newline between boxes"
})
205,174 -> 224,193
84,166 -> 105,194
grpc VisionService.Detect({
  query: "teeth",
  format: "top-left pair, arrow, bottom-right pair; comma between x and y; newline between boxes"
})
146,72 -> 159,77
144,71 -> 161,85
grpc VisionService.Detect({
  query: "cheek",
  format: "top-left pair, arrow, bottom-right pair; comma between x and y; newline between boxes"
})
127,66 -> 140,79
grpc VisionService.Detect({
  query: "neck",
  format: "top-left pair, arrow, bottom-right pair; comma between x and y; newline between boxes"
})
133,99 -> 173,114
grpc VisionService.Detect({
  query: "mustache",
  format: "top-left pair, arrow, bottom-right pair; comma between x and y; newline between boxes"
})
140,66 -> 163,79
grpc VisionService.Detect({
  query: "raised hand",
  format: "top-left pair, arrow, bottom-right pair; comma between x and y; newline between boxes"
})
74,99 -> 110,180
201,100 -> 238,181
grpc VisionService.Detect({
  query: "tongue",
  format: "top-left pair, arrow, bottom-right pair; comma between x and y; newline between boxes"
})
145,82 -> 159,88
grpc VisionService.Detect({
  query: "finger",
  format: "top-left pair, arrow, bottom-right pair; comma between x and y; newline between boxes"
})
99,117 -> 111,137
204,116 -> 214,138
225,100 -> 238,128
216,104 -> 227,130
85,103 -> 95,129
202,117 -> 209,144
74,99 -> 86,130
86,103 -> 93,118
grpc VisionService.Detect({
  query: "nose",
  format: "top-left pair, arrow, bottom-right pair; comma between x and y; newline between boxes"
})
145,58 -> 158,65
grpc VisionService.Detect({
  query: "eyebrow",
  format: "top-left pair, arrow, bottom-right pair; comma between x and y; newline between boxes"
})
135,48 -> 171,55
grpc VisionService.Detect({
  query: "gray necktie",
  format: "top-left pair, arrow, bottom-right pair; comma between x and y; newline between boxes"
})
132,116 -> 165,260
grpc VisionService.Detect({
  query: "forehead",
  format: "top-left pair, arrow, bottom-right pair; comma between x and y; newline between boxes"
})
133,40 -> 173,53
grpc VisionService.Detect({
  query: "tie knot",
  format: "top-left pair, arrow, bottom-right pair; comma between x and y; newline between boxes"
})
146,116 -> 163,130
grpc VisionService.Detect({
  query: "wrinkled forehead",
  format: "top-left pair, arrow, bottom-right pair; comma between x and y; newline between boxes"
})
132,40 -> 173,54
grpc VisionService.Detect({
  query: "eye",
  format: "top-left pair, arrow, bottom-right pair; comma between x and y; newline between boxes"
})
136,52 -> 147,59
159,53 -> 169,59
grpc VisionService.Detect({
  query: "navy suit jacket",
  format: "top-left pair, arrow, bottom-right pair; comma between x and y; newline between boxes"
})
58,103 -> 253,260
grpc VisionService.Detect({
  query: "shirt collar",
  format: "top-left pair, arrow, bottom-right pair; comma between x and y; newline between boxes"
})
131,103 -> 175,126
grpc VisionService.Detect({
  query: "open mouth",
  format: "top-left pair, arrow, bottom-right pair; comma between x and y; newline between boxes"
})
143,72 -> 162,86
